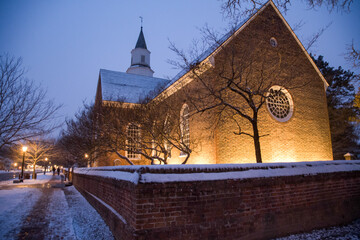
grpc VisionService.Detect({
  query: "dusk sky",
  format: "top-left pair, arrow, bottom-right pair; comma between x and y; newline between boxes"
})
0,0 -> 359,137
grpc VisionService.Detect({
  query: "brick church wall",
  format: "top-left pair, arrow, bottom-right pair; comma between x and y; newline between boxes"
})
73,161 -> 360,240
95,2 -> 333,167
158,3 -> 333,165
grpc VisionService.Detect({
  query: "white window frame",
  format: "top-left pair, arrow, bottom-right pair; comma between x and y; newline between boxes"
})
163,116 -> 172,159
126,123 -> 141,159
180,104 -> 190,157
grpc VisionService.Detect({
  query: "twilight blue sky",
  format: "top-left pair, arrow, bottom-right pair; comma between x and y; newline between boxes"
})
0,0 -> 359,137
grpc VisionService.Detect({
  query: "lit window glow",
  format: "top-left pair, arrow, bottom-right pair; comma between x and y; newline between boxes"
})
180,104 -> 190,156
127,124 -> 141,159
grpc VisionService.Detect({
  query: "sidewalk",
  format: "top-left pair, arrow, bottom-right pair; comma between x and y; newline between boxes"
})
0,173 -> 114,240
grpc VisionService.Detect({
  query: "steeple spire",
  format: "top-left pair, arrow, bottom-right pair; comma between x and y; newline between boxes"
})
126,21 -> 154,77
135,26 -> 147,49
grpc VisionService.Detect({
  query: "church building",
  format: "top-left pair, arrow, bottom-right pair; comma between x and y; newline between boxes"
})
95,1 -> 333,166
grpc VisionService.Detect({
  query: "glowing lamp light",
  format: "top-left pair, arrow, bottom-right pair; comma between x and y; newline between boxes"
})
84,153 -> 89,159
22,146 -> 28,152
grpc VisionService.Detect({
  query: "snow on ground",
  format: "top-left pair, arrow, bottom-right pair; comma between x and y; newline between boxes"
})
0,176 -> 114,240
0,172 -> 54,186
274,219 -> 360,240
0,188 -> 42,239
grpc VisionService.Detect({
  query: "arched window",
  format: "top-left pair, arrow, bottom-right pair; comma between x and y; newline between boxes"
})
180,104 -> 190,155
126,124 -> 140,159
163,116 -> 172,158
114,159 -> 121,166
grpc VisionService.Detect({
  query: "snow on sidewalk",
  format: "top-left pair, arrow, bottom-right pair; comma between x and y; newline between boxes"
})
0,177 -> 114,240
0,188 -> 42,239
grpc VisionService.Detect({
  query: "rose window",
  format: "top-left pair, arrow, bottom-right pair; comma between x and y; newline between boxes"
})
266,86 -> 293,122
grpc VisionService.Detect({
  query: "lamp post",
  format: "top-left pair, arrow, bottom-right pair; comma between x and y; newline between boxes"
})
44,157 -> 48,175
85,153 -> 89,167
20,146 -> 27,182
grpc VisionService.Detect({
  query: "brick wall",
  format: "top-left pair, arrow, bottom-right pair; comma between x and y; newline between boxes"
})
73,161 -> 360,240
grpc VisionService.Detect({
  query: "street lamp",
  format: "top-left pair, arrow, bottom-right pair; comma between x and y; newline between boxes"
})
44,157 -> 48,175
85,153 -> 89,167
20,146 -> 27,182
13,163 -> 18,172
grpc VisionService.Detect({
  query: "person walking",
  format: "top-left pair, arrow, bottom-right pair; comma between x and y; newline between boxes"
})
52,166 -> 56,175
57,167 -> 60,176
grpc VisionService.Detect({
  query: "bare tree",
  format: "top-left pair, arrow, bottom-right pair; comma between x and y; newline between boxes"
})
346,41 -> 360,69
59,104 -> 99,167
169,14 -> 312,163
96,102 -> 137,165
138,96 -> 194,164
221,0 -> 353,17
10,138 -> 57,178
25,138 -> 57,178
0,54 -> 61,150
96,93 -> 195,165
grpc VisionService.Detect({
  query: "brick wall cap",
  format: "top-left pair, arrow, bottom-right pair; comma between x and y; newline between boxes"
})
74,160 -> 360,184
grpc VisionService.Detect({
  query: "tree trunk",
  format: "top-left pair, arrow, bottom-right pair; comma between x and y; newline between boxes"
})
32,167 -> 36,179
252,121 -> 262,163
181,153 -> 190,164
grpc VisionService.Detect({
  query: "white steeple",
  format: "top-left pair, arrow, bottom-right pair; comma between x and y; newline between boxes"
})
126,26 -> 154,77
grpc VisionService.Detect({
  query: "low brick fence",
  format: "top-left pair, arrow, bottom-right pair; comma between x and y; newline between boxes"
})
0,171 -> 19,181
73,161 -> 360,240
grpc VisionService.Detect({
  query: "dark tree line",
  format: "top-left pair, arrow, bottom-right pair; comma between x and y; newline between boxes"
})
313,55 -> 359,159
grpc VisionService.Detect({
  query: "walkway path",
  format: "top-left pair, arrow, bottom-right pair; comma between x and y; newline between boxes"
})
0,174 -> 114,240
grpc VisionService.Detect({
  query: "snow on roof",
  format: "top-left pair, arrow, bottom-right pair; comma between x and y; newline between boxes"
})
74,160 -> 360,185
100,69 -> 170,103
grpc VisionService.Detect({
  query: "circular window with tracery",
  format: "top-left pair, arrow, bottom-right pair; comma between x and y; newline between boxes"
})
266,85 -> 293,122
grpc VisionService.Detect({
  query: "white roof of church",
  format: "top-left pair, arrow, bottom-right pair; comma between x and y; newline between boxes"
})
100,69 -> 170,103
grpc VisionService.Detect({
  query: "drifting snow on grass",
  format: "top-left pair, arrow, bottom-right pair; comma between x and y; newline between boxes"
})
275,219 -> 360,240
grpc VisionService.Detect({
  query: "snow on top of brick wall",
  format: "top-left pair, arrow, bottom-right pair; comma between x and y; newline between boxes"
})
74,160 -> 360,184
